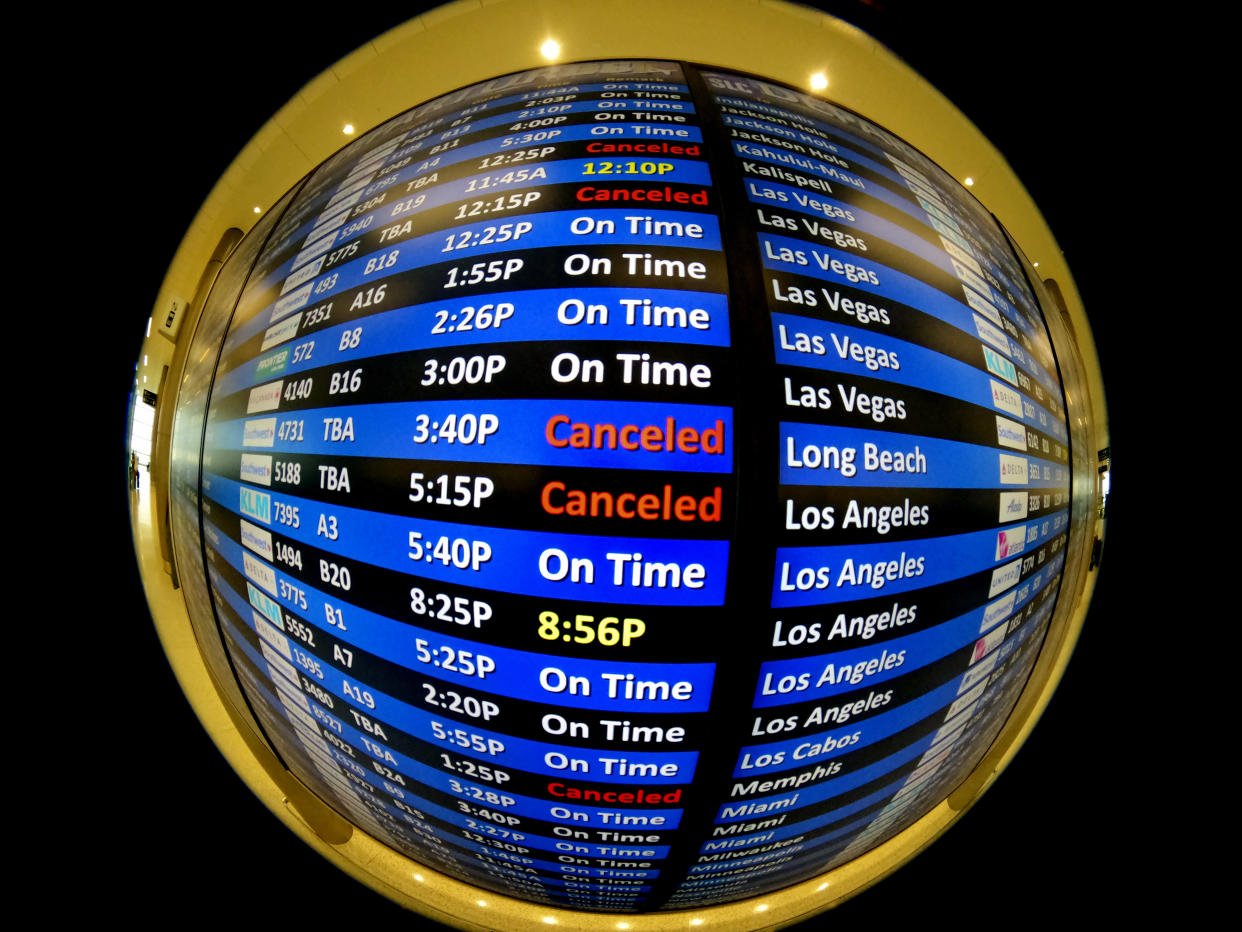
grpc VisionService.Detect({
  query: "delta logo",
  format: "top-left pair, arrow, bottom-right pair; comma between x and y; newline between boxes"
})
998,453 -> 1028,485
989,379 -> 1023,417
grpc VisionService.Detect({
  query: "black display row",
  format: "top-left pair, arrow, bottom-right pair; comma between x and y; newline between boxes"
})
184,60 -> 1071,913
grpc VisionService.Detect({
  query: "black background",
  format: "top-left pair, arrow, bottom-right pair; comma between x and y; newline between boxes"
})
82,1 -> 1168,925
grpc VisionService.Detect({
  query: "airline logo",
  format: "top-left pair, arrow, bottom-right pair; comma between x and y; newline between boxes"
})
998,453 -> 1029,485
280,254 -> 325,295
242,417 -> 277,448
270,666 -> 311,712
947,680 -> 986,719
990,379 -> 1024,417
247,582 -> 284,630
242,551 -> 278,595
960,651 -> 998,692
240,454 -> 273,487
940,235 -> 982,276
270,283 -> 313,324
952,257 -> 988,297
255,349 -> 289,380
928,212 -> 966,245
247,381 -> 283,414
239,519 -> 274,561
253,611 -> 291,658
917,193 -> 952,225
324,186 -> 364,213
307,205 -> 350,244
972,626 -> 1006,663
983,345 -> 1018,385
998,491 -> 1028,523
973,314 -> 1010,355
239,487 -> 271,524
261,641 -> 300,686
980,591 -> 1016,633
995,415 -> 1027,451
892,767 -> 936,804
962,284 -> 1001,325
261,312 -> 302,350
988,558 -> 1023,597
995,526 -> 1027,560
291,228 -> 337,273
276,688 -> 318,730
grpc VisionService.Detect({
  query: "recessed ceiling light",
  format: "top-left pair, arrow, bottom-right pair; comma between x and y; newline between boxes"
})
541,38 -> 560,59
343,123 -> 355,135
964,176 -> 974,186
810,72 -> 828,90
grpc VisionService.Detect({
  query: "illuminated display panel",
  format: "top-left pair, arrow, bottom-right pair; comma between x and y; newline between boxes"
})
187,61 -> 1070,913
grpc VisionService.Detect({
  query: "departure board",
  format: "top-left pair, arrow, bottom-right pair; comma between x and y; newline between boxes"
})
187,60 -> 1071,913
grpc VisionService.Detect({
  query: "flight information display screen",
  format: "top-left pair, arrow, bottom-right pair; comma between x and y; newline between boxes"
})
190,60 -> 1071,912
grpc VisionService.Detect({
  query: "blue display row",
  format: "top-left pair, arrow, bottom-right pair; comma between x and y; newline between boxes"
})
774,312 -> 1066,441
206,471 -> 731,604
760,233 -> 1058,398
215,286 -> 730,398
712,83 -> 1038,323
779,421 -> 1068,489
208,518 -> 718,710
214,397 -> 733,472
723,110 -> 1039,331
216,600 -> 690,827
216,571 -> 701,783
244,155 -> 717,327
770,511 -> 1065,608
236,637 -> 669,887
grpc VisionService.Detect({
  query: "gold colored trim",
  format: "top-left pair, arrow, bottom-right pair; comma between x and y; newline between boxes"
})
133,2 -> 1107,928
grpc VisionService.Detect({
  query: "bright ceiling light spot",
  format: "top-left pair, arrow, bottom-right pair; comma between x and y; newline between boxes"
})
541,917 -> 558,925
810,72 -> 828,90
412,874 -> 424,882
817,883 -> 829,891
1033,261 -> 1040,267
689,920 -> 704,927
143,355 -> 148,365
476,900 -> 487,907
754,904 -> 769,912
343,123 -> 355,135
964,176 -> 974,186
617,924 -> 630,930
252,206 -> 261,213
541,38 -> 560,59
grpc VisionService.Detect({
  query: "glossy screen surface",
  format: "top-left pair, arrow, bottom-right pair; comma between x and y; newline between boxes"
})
186,61 -> 1071,912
